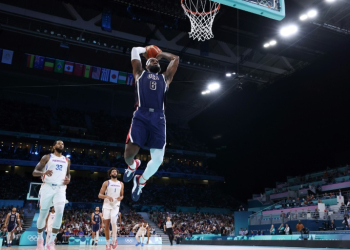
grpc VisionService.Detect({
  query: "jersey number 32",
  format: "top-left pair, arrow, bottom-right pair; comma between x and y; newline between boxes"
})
55,164 -> 63,171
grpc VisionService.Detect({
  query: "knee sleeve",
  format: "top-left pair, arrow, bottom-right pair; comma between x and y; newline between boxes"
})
37,209 -> 50,229
52,203 -> 64,229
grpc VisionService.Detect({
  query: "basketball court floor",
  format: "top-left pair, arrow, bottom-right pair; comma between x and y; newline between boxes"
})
5,246 -> 345,250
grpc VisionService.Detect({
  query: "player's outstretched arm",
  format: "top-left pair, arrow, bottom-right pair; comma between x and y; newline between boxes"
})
131,47 -> 146,80
156,52 -> 179,85
33,154 -> 51,177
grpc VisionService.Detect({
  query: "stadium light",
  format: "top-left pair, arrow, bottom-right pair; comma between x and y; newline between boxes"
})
269,40 -> 277,46
307,10 -> 317,18
299,14 -> 308,21
66,154 -> 71,158
326,0 -> 335,2
208,82 -> 220,91
280,25 -> 298,37
263,43 -> 270,48
226,73 -> 232,77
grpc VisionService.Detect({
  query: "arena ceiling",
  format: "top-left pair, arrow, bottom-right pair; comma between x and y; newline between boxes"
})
0,0 -> 349,124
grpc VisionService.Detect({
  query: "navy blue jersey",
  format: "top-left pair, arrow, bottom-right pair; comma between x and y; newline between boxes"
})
8,212 -> 17,226
135,71 -> 168,110
93,213 -> 100,224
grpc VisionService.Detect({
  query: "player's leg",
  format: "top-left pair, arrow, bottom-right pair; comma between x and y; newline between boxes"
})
132,147 -> 164,202
132,112 -> 165,201
95,229 -> 99,245
47,186 -> 66,247
135,229 -> 141,246
37,185 -> 53,250
91,231 -> 95,245
123,112 -> 148,183
46,230 -> 51,247
141,231 -> 145,246
110,208 -> 119,249
103,209 -> 111,249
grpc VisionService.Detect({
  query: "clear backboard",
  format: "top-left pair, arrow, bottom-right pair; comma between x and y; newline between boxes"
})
27,182 -> 42,201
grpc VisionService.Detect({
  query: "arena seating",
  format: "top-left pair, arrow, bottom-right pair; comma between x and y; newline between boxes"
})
150,211 -> 234,236
0,99 -> 207,152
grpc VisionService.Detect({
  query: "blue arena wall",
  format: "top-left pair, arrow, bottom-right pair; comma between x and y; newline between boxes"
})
234,211 -> 252,236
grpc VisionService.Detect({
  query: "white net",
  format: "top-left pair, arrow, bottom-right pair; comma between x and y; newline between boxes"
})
181,0 -> 221,41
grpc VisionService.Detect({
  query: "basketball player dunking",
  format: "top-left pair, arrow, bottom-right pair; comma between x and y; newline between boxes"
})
133,221 -> 150,246
45,207 -> 55,247
91,207 -> 103,246
33,140 -> 70,250
98,167 -> 124,250
4,207 -> 21,247
123,46 -> 179,201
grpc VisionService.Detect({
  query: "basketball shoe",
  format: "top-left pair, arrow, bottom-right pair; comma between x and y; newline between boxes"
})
131,175 -> 145,201
46,243 -> 55,250
112,240 -> 117,249
36,239 -> 44,250
123,159 -> 141,183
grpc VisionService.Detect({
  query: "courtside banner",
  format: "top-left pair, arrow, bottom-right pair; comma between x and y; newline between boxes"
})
69,236 -> 162,245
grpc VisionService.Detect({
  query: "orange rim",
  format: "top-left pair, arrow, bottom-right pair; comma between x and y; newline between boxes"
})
181,0 -> 221,15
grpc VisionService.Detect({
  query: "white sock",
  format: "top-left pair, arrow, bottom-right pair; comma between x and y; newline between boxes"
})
129,160 -> 136,170
37,232 -> 43,240
106,239 -> 110,246
96,231 -> 99,241
49,232 -> 57,244
112,236 -> 116,243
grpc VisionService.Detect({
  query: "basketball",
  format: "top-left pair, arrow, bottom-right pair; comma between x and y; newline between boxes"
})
145,45 -> 162,59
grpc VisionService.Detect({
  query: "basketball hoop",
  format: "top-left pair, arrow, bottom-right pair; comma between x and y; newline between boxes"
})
181,0 -> 221,41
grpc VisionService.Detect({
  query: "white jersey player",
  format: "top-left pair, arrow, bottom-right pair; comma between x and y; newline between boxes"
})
45,207 -> 56,247
98,168 -> 124,250
33,140 -> 71,250
133,221 -> 150,246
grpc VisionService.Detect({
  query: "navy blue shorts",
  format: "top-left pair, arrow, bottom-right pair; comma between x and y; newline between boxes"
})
126,107 -> 166,149
7,224 -> 15,232
92,224 -> 100,232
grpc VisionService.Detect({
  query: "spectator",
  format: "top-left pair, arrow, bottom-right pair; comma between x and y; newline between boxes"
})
330,220 -> 335,230
278,224 -> 285,234
280,211 -> 286,218
244,228 -> 248,236
239,228 -> 244,236
220,223 -> 226,236
284,224 -> 290,235
296,220 -> 304,232
211,226 -> 219,235
270,225 -> 275,235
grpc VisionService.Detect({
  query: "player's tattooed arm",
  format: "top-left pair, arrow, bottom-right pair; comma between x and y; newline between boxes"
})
33,154 -> 51,177
156,52 -> 179,85
117,182 -> 124,201
63,158 -> 71,185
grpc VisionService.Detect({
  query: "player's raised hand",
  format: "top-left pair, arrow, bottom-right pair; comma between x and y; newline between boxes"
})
63,176 -> 70,185
44,170 -> 53,176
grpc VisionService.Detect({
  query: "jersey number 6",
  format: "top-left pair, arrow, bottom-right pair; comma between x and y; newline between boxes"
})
150,81 -> 157,90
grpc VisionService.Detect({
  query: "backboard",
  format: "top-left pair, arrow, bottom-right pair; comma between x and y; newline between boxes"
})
211,0 -> 285,20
